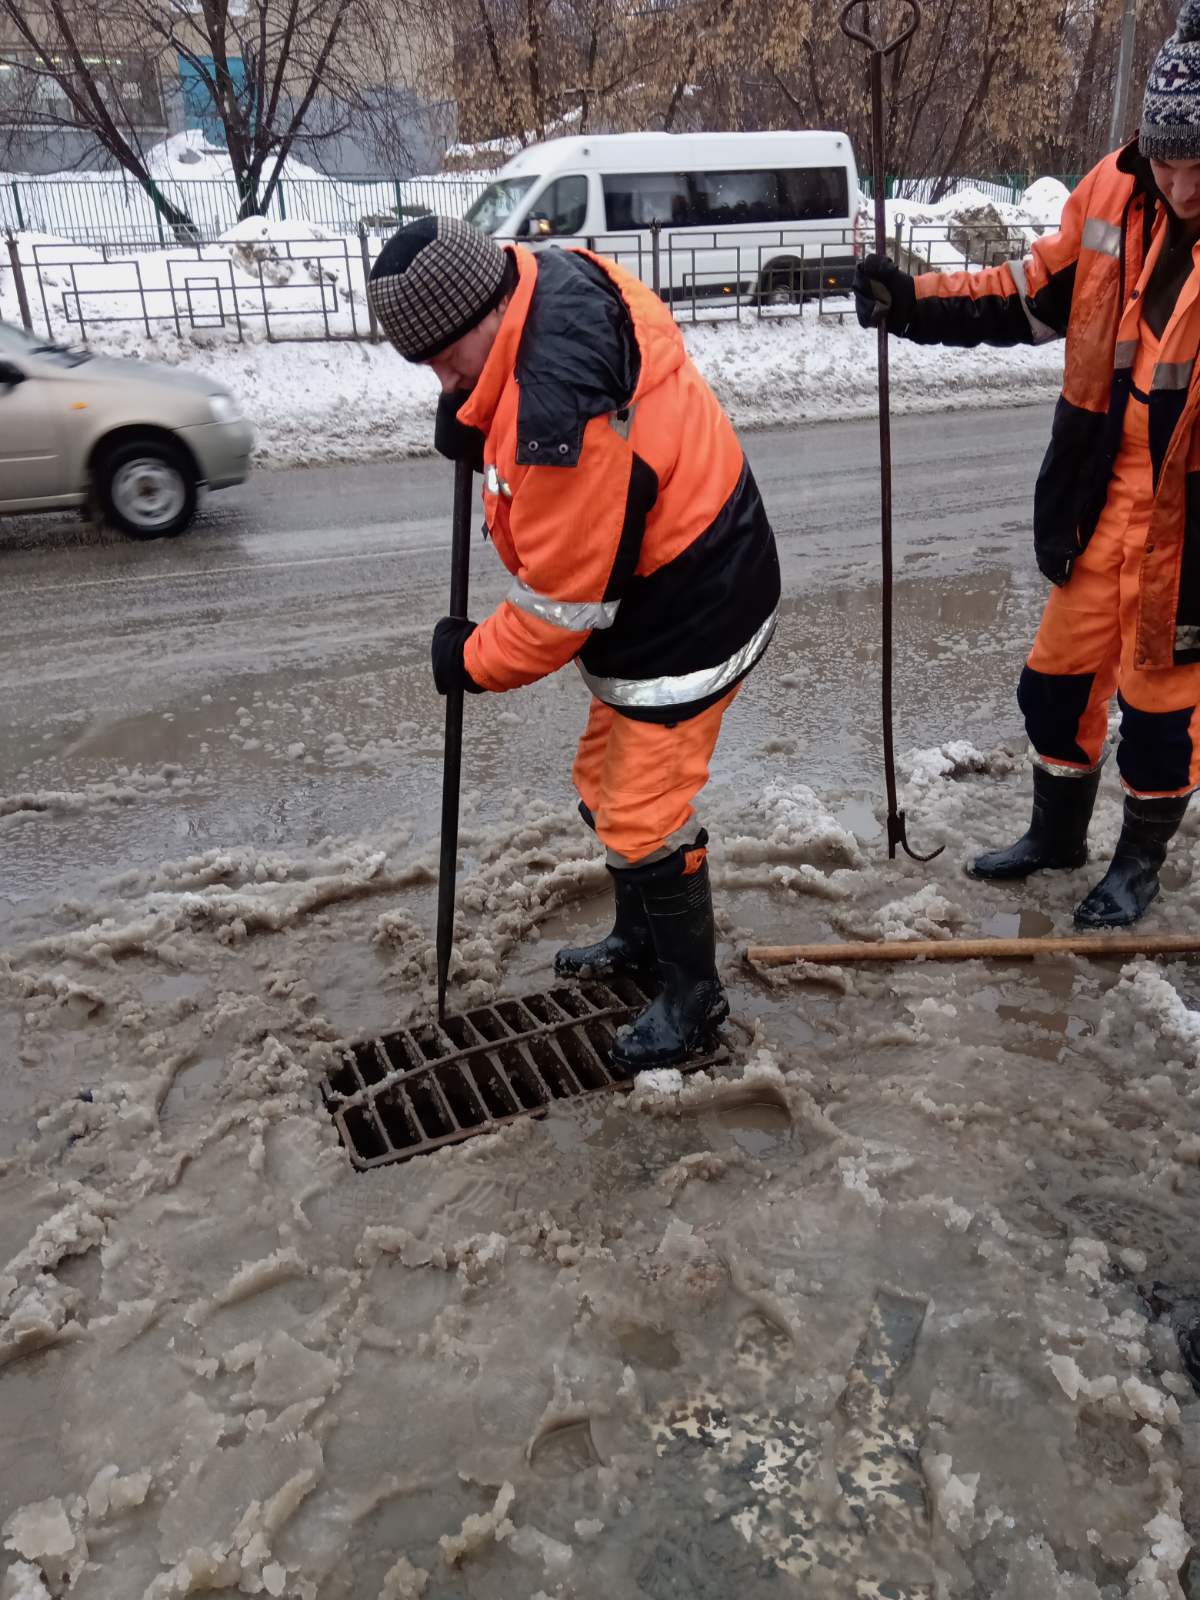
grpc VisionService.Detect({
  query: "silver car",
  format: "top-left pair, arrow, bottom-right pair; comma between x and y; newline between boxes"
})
0,320 -> 254,539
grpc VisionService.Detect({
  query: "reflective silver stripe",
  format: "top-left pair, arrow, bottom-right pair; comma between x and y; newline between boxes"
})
484,463 -> 512,498
1114,340 -> 1137,370
610,402 -> 637,441
1082,218 -> 1121,257
1007,258 -> 1059,345
1176,624 -> 1200,652
1030,749 -> 1105,778
606,815 -> 703,870
507,578 -> 619,631
579,606 -> 777,708
1153,360 -> 1195,391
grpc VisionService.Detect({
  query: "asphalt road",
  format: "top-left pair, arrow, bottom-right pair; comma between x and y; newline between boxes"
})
0,403 -> 1056,933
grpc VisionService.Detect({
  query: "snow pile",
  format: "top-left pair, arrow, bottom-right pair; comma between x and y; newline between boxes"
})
902,741 -> 1017,791
0,765 -> 200,823
1020,177 -> 1071,228
723,781 -> 864,870
886,185 -> 1047,274
146,129 -> 330,189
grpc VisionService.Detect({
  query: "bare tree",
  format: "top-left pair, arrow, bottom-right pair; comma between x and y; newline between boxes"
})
0,0 -> 424,232
413,0 -> 750,151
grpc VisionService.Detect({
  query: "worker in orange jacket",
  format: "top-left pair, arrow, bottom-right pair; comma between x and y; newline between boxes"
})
368,216 -> 780,1071
854,1 -> 1200,929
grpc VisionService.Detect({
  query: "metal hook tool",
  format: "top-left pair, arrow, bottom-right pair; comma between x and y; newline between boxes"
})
840,0 -> 942,863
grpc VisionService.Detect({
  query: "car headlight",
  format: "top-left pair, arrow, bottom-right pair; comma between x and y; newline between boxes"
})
208,393 -> 241,424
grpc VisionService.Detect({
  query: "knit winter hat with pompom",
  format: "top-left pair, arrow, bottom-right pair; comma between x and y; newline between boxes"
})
1142,0 -> 1200,160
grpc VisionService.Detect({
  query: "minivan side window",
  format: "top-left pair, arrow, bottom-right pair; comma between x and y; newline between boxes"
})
601,166 -> 850,231
692,169 -> 783,227
528,174 -> 589,236
780,167 -> 849,221
602,172 -> 692,230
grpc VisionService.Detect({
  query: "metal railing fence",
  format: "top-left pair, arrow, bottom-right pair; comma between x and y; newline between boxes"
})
3,214 -> 1053,345
1,173 -> 488,244
861,172 -> 1081,204
0,169 -> 1082,245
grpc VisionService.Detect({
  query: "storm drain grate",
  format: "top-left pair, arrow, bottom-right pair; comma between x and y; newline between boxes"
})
321,974 -> 725,1168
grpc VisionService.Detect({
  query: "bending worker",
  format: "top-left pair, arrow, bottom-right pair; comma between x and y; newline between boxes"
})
854,0 -> 1200,929
368,216 -> 780,1071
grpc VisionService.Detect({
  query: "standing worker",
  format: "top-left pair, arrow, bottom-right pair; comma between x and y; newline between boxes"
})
368,216 -> 780,1071
853,0 -> 1200,928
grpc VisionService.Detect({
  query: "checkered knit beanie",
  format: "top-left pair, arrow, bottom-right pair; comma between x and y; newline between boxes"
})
1142,0 -> 1200,162
369,215 -> 512,362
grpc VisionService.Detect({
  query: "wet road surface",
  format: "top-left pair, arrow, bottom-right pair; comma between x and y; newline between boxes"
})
0,403 -> 1054,934
5,398 -> 1200,1600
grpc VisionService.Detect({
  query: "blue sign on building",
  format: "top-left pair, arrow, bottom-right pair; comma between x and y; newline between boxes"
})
177,53 -> 246,143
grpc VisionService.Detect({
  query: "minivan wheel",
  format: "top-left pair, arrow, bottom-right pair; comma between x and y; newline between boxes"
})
757,261 -> 809,307
97,438 -> 196,539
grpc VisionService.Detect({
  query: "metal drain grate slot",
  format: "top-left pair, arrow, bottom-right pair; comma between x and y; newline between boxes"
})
321,974 -> 726,1168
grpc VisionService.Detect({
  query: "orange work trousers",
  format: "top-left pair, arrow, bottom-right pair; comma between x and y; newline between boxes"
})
571,687 -> 740,868
1020,324 -> 1200,798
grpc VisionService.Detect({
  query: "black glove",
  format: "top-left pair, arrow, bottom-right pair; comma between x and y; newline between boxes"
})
852,254 -> 916,335
434,390 -> 484,472
432,616 -> 485,695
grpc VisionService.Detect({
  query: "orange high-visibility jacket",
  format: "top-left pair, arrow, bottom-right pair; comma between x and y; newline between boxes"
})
901,142 -> 1200,671
456,246 -> 780,721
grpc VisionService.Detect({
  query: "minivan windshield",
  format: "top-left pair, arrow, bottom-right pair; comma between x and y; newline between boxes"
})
0,321 -> 92,365
464,177 -> 537,235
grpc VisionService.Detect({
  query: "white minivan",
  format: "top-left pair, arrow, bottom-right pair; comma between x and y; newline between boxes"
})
464,130 -> 862,305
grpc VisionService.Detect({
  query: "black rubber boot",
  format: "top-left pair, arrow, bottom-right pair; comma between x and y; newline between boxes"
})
609,855 -> 728,1077
555,866 -> 654,980
967,764 -> 1102,881
1074,793 -> 1191,929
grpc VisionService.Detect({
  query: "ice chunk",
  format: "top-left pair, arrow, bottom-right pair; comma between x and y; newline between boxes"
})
3,1499 -> 75,1559
635,1069 -> 683,1097
378,1556 -> 429,1598
1122,1377 -> 1179,1427
85,1464 -> 152,1520
0,1564 -> 53,1600
509,1523 -> 574,1573
1066,1237 -> 1109,1283
925,1452 -> 979,1534
250,1332 -> 339,1408
439,1483 -> 515,1566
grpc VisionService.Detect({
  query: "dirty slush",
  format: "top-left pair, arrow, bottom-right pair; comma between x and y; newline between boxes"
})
3,482 -> 1200,1596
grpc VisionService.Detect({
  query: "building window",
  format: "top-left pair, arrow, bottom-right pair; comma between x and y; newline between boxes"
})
0,48 -> 165,127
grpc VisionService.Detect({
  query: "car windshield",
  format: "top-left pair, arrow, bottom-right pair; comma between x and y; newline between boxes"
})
464,177 -> 536,235
0,320 -> 92,365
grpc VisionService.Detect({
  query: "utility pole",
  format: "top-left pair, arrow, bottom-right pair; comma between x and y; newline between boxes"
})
1108,0 -> 1138,153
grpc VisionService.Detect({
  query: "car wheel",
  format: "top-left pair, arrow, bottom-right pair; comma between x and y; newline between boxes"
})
97,438 -> 196,540
756,262 -> 806,307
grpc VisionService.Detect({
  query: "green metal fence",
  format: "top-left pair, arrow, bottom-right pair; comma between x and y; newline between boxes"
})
1,173 -> 487,244
861,173 -> 1082,204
